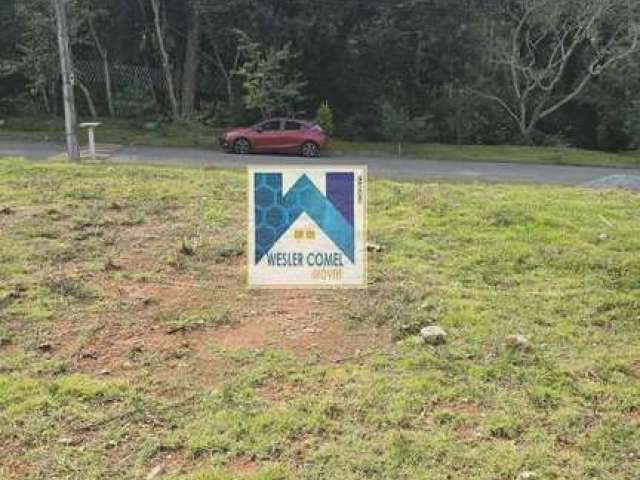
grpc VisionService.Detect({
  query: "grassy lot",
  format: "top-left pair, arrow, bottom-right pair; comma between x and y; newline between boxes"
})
2,116 -> 640,167
0,157 -> 639,479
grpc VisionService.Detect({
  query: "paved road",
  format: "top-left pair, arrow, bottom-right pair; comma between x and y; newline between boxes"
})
1,139 -> 639,185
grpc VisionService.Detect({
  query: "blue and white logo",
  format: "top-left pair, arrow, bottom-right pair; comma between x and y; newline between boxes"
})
248,166 -> 367,288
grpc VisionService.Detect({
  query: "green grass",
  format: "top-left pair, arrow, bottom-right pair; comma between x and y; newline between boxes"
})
331,139 -> 640,167
2,116 -> 640,167
0,116 -> 218,148
0,157 -> 639,479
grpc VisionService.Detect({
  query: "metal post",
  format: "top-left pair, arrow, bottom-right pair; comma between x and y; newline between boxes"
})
53,0 -> 79,161
88,127 -> 96,160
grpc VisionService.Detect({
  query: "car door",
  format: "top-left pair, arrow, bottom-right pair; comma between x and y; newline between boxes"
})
252,120 -> 283,152
282,121 -> 304,150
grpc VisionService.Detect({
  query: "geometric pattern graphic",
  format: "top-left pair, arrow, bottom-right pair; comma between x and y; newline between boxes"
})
254,173 -> 355,264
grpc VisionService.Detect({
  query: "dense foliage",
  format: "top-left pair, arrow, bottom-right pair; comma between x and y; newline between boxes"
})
1,0 -> 639,150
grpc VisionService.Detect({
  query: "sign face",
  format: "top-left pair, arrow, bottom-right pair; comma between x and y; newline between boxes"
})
248,166 -> 367,288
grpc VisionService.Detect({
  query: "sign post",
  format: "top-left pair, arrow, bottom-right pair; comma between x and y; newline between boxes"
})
248,166 -> 367,289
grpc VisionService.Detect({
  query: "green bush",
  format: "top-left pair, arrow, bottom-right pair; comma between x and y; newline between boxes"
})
315,100 -> 335,136
380,101 -> 427,155
597,102 -> 640,152
113,86 -> 155,119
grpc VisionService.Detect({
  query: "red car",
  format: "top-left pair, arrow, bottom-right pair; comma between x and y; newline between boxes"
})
219,118 -> 328,157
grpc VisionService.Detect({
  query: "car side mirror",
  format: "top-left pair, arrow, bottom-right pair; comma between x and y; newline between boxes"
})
255,127 -> 263,133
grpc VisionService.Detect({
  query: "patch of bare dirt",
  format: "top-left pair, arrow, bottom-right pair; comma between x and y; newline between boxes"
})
8,207 -> 391,403
432,401 -> 481,416
455,425 -> 481,442
141,448 -> 211,479
0,441 -> 31,480
227,455 -> 259,474
626,408 -> 640,425
37,220 -> 391,391
57,275 -> 389,385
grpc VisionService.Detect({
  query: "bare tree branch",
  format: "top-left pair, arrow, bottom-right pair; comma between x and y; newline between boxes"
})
470,0 -> 640,143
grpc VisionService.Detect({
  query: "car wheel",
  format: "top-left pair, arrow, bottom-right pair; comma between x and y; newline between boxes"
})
233,138 -> 251,154
301,141 -> 319,158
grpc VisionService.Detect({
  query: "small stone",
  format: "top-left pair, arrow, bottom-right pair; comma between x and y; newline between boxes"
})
98,369 -> 111,376
58,437 -> 78,446
505,335 -> 532,352
81,351 -> 98,360
517,472 -> 536,480
598,233 -> 609,241
367,242 -> 383,252
146,465 -> 165,480
420,326 -> 447,345
0,207 -> 14,215
37,342 -> 53,352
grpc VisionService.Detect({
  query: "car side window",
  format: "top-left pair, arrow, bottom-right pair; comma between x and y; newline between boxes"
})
261,121 -> 281,131
285,121 -> 302,131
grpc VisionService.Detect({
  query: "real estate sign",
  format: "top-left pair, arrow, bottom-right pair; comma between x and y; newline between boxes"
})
248,166 -> 367,288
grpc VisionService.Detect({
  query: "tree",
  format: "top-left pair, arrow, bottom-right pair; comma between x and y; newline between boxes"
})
3,0 -> 60,113
381,101 -> 424,155
315,100 -> 334,136
150,0 -> 180,120
235,35 -> 307,118
81,1 -> 116,118
472,0 -> 640,144
589,54 -> 640,151
181,0 -> 202,117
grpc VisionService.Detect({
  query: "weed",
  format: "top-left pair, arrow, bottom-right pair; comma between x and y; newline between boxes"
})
45,276 -> 98,302
164,308 -> 234,334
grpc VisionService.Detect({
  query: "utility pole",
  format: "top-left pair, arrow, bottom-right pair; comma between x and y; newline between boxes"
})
53,0 -> 79,161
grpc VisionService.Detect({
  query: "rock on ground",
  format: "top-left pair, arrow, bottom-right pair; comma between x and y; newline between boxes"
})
366,242 -> 384,252
583,175 -> 640,190
420,326 -> 447,345
146,465 -> 164,480
516,472 -> 537,480
505,334 -> 531,352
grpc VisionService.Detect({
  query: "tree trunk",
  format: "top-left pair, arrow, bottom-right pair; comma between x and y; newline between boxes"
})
88,17 -> 115,118
52,79 -> 59,116
102,54 -> 115,118
136,0 -> 160,115
226,79 -> 235,117
77,80 -> 97,119
181,0 -> 201,118
39,84 -> 51,114
150,0 -> 180,120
